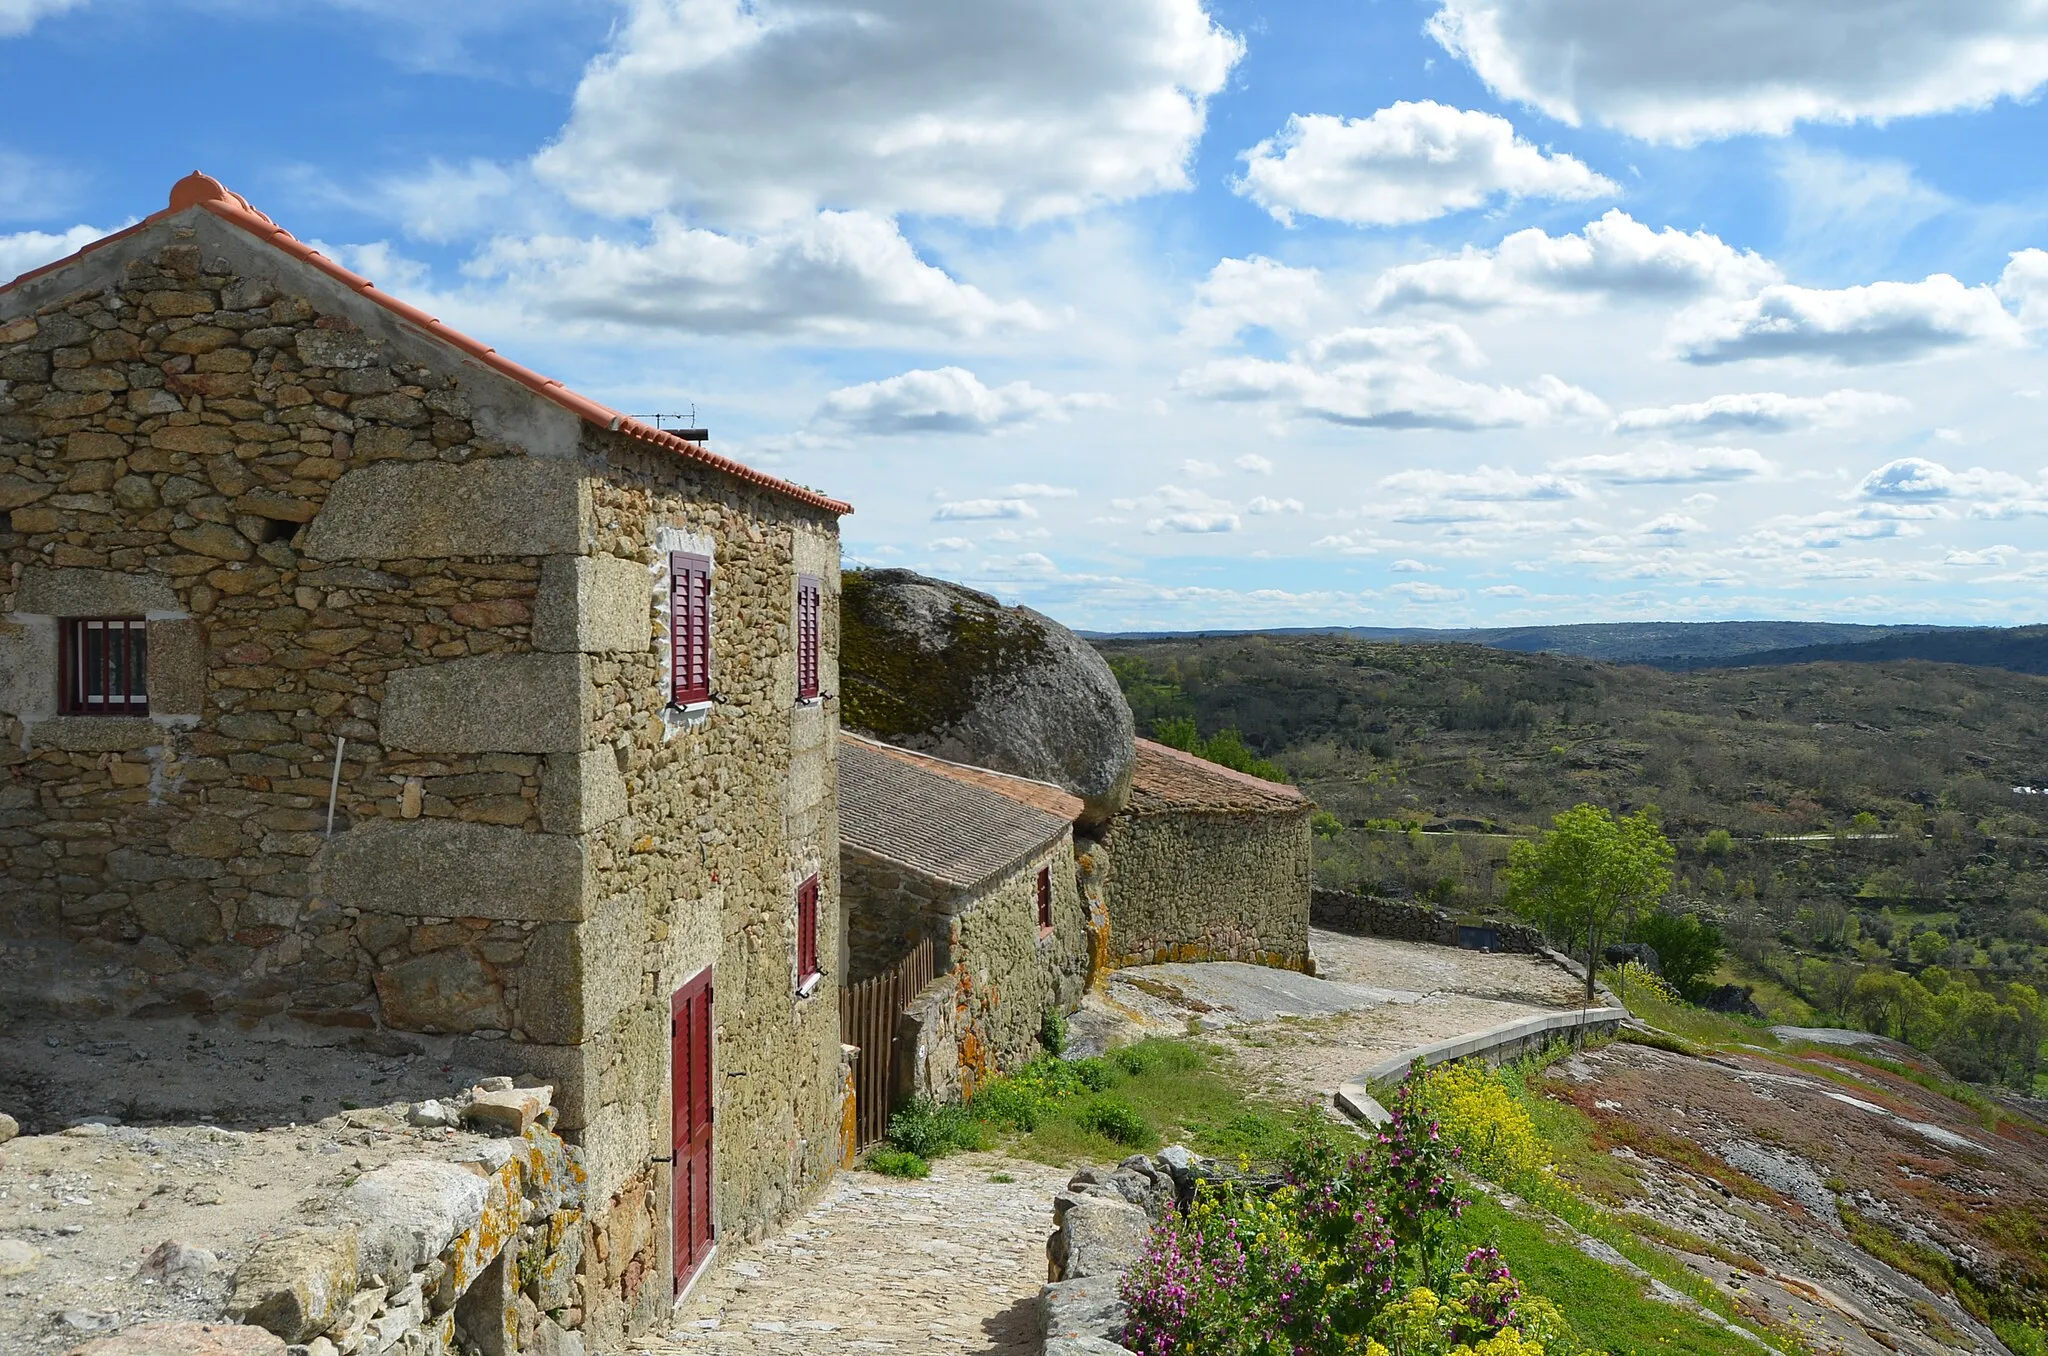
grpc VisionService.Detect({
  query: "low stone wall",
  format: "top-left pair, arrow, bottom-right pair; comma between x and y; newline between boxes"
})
1096,810 -> 1312,971
1334,1006 -> 1630,1126
895,837 -> 1089,1104
35,1081 -> 585,1356
1310,889 -> 1545,954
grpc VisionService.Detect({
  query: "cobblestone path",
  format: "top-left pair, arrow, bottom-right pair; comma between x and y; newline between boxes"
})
633,1153 -> 1072,1356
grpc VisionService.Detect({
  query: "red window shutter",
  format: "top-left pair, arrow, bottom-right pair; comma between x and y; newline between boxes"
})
1036,867 -> 1052,930
796,875 -> 821,982
670,553 -> 712,706
796,575 -> 820,700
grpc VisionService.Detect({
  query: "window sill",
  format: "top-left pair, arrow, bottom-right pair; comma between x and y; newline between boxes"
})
796,972 -> 825,1000
1036,926 -> 1056,945
794,695 -> 824,709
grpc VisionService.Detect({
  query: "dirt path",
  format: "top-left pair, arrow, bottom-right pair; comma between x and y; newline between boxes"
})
634,1153 -> 1071,1356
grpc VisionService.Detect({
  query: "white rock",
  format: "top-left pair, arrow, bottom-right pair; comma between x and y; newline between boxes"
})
341,1160 -> 489,1281
405,1099 -> 456,1129
0,1238 -> 42,1277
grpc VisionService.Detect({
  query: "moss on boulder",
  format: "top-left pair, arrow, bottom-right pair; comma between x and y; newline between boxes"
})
842,569 -> 1134,824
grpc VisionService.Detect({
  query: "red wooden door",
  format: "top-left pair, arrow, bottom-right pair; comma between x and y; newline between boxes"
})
671,969 -> 715,1290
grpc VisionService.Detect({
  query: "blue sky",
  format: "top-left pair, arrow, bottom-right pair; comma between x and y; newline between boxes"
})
7,0 -> 2048,631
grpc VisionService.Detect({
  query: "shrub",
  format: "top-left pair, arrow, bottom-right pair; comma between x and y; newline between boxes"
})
1077,1096 -> 1153,1147
1627,908 -> 1725,1000
1040,1006 -> 1068,1056
1413,1061 -> 1548,1186
886,1096 -> 983,1159
866,1148 -> 928,1179
968,1078 -> 1048,1132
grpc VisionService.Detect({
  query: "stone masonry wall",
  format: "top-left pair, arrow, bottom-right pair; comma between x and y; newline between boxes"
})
0,209 -> 845,1349
896,833 -> 1088,1105
563,424 -> 843,1340
1309,889 -> 1545,954
1095,808 -> 1313,971
841,845 -> 947,982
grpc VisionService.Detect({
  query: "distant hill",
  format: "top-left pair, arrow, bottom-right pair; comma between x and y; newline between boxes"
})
1083,620 -> 1951,664
1670,625 -> 2048,676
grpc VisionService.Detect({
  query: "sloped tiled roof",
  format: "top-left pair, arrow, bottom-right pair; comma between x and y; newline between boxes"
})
1126,737 -> 1308,815
839,733 -> 1076,890
0,173 -> 851,517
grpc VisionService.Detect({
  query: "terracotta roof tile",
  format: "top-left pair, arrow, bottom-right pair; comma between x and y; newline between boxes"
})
0,172 -> 851,517
1126,737 -> 1307,814
839,734 -> 1074,890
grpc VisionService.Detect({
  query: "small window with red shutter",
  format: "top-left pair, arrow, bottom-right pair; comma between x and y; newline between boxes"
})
1036,866 -> 1053,934
796,874 -> 821,990
61,618 -> 149,716
796,574 -> 820,701
669,552 -> 712,707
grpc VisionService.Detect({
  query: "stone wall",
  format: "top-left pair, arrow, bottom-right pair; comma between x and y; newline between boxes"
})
841,845 -> 947,982
1094,808 -> 1313,971
1,208 -> 845,1349
1309,889 -> 1545,954
893,833 -> 1089,1104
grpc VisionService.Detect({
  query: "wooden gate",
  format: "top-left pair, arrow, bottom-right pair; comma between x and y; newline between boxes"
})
839,937 -> 935,1149
671,968 -> 714,1290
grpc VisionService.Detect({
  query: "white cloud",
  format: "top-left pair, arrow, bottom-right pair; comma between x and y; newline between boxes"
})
0,0 -> 81,38
380,159 -> 524,243
927,536 -> 974,551
1235,453 -> 1274,474
536,0 -> 1243,228
1236,101 -> 1614,227
1181,356 -> 1606,431
1944,545 -> 2018,566
1427,0 -> 2048,144
817,366 -> 1098,434
1381,466 -> 1588,501
933,498 -> 1039,521
1314,531 -> 1381,556
1551,443 -> 1775,483
1674,274 -> 2024,365
1636,512 -> 1706,537
1001,483 -> 1079,498
1181,458 -> 1224,478
1246,496 -> 1304,515
1150,511 -> 1241,534
1183,255 -> 1328,343
1368,210 -> 1778,312
1390,580 -> 1467,601
469,210 -> 1045,340
1611,389 -> 1908,436
1306,323 -> 1485,368
1854,456 -> 2038,502
1480,584 -> 1531,597
1997,248 -> 2048,327
0,224 -> 109,283
1389,558 -> 1435,572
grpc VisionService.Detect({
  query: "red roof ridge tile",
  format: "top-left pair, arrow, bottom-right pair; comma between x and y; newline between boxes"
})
2,172 -> 851,517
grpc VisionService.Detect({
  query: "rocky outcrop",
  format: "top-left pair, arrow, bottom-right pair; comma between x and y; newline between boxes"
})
841,570 -> 1133,826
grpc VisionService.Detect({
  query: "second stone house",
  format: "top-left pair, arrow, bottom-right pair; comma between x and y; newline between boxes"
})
0,174 -> 849,1344
837,733 -> 1090,1109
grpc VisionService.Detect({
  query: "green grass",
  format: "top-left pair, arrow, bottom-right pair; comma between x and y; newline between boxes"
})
865,1147 -> 929,1178
1456,1195 -> 1784,1356
1620,980 -> 1779,1050
938,1038 -> 1298,1167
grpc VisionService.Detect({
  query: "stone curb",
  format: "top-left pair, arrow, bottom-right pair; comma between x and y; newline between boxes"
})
1334,1005 -> 1629,1125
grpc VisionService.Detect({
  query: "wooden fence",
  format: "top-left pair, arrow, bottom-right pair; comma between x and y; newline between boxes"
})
839,936 -> 935,1150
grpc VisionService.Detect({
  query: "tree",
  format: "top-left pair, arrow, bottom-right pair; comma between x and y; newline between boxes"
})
1628,908 -> 1724,1001
1504,804 -> 1675,1005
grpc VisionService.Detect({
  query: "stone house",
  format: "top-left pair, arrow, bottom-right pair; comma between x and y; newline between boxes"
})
0,174 -> 849,1345
1095,737 -> 1314,971
838,733 -> 1089,1100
